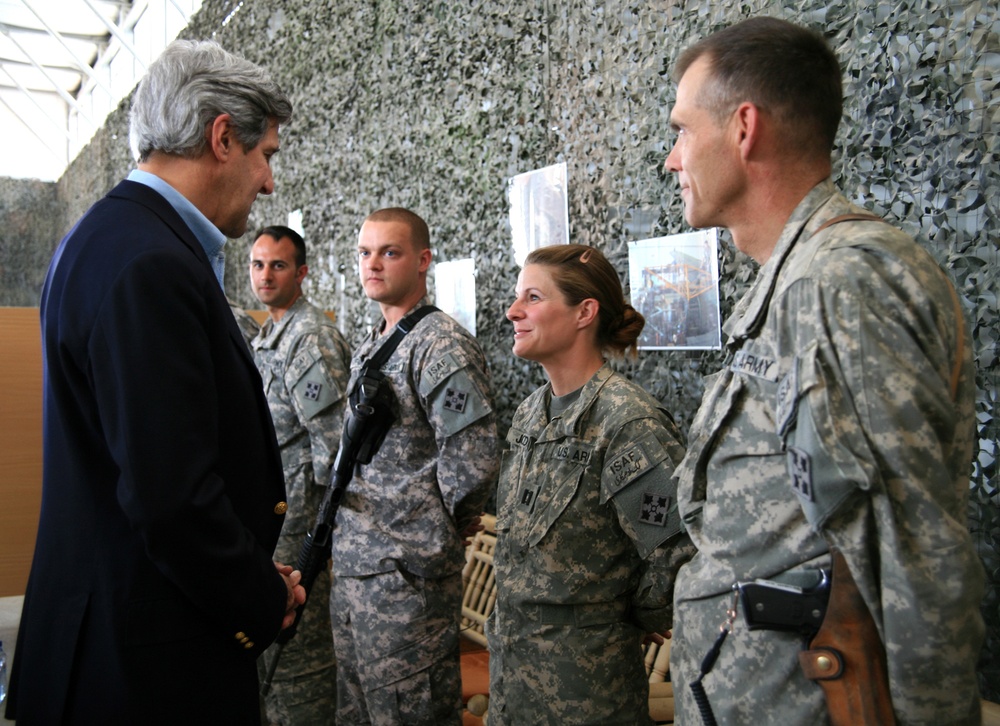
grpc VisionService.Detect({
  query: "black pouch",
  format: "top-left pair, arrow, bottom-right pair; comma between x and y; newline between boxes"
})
348,363 -> 398,465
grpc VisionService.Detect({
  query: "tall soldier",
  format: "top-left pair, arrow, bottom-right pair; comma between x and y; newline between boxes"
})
250,226 -> 350,725
331,207 -> 499,724
664,17 -> 984,724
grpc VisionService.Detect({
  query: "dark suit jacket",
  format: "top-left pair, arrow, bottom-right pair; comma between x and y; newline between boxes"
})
6,180 -> 289,725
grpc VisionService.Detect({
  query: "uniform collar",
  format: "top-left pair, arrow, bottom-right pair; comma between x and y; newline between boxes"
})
519,363 -> 614,442
723,178 -> 839,345
253,295 -> 308,351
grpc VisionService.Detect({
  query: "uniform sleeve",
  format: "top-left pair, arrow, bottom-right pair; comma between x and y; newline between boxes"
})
601,415 -> 695,632
777,257 -> 983,723
284,328 -> 352,485
415,332 -> 499,531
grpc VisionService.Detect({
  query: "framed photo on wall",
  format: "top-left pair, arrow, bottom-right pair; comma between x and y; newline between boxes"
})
434,257 -> 478,336
507,162 -> 570,266
628,229 -> 722,351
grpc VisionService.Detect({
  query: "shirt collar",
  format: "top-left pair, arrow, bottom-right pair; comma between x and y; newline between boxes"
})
127,169 -> 228,288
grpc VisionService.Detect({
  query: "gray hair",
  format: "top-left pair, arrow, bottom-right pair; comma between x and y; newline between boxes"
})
129,39 -> 292,162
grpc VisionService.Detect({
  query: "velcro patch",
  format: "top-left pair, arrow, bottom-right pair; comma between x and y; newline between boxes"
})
776,359 -> 798,438
639,492 -> 671,527
553,442 -> 592,466
731,348 -> 779,382
605,441 -> 652,492
444,388 -> 468,413
788,446 -> 813,502
421,352 -> 462,393
304,381 -> 323,401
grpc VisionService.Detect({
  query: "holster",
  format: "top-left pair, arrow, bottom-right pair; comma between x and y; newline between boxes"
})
798,548 -> 896,725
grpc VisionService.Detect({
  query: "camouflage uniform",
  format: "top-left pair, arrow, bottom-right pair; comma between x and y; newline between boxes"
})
330,302 -> 499,725
228,296 -> 260,349
487,364 -> 695,725
252,296 -> 352,726
671,179 -> 984,725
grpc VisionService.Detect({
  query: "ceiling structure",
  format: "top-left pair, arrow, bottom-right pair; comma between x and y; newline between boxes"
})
0,0 -> 201,181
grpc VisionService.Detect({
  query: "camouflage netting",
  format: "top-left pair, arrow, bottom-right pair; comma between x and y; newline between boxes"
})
1,0 -> 996,699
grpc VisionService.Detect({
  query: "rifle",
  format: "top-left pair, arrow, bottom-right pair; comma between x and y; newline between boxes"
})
260,305 -> 437,696
260,364 -> 389,696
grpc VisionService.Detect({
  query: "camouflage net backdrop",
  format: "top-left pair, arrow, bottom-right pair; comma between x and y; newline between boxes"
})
1,0 -> 996,699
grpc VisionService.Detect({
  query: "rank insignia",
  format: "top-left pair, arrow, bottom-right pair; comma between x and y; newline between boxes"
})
444,387 -> 468,413
304,381 -> 322,401
639,492 -> 670,526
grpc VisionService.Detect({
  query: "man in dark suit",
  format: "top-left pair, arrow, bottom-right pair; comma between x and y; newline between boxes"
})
5,39 -> 304,725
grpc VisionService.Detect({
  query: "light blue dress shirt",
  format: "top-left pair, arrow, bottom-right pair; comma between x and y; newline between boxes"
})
127,169 -> 228,289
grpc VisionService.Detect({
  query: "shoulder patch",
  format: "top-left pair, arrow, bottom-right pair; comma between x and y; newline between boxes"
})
419,351 -> 464,396
603,431 -> 667,496
638,492 -> 672,527
291,358 -> 344,419
427,368 -> 492,436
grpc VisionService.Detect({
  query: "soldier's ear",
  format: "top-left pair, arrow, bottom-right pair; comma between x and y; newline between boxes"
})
577,299 -> 599,329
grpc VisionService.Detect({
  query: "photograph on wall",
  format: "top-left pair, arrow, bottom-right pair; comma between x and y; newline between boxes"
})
628,229 -> 722,350
434,257 -> 477,336
507,162 -> 570,266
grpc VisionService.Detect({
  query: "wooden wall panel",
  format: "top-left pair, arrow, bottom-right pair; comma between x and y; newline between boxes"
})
0,308 -> 42,596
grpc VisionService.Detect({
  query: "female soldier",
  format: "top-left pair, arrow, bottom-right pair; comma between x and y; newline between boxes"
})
487,244 -> 694,725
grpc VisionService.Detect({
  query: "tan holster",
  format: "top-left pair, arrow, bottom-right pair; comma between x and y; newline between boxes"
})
798,548 -> 896,725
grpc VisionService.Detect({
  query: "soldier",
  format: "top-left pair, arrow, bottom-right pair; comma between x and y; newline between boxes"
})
228,296 -> 261,350
250,225 -> 350,725
489,244 -> 694,725
331,207 -> 499,724
664,17 -> 984,723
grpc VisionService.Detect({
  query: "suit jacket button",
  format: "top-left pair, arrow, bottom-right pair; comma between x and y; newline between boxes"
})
234,632 -> 246,641
244,641 -> 255,649
274,501 -> 288,515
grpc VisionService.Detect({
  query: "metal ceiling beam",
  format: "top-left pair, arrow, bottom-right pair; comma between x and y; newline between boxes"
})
19,0 -> 115,98
0,93 -> 66,164
80,0 -> 146,73
0,65 -> 72,140
0,24 -> 95,125
0,56 -> 86,74
0,21 -> 109,43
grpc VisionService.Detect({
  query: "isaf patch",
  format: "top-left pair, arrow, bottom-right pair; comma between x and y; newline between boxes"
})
640,493 -> 670,527
788,446 -> 813,502
444,387 -> 468,413
606,443 -> 651,491
304,381 -> 323,401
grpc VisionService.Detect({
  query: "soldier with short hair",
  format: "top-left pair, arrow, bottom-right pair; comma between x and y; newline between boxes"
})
250,225 -> 349,725
331,207 -> 499,725
664,17 -> 984,724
